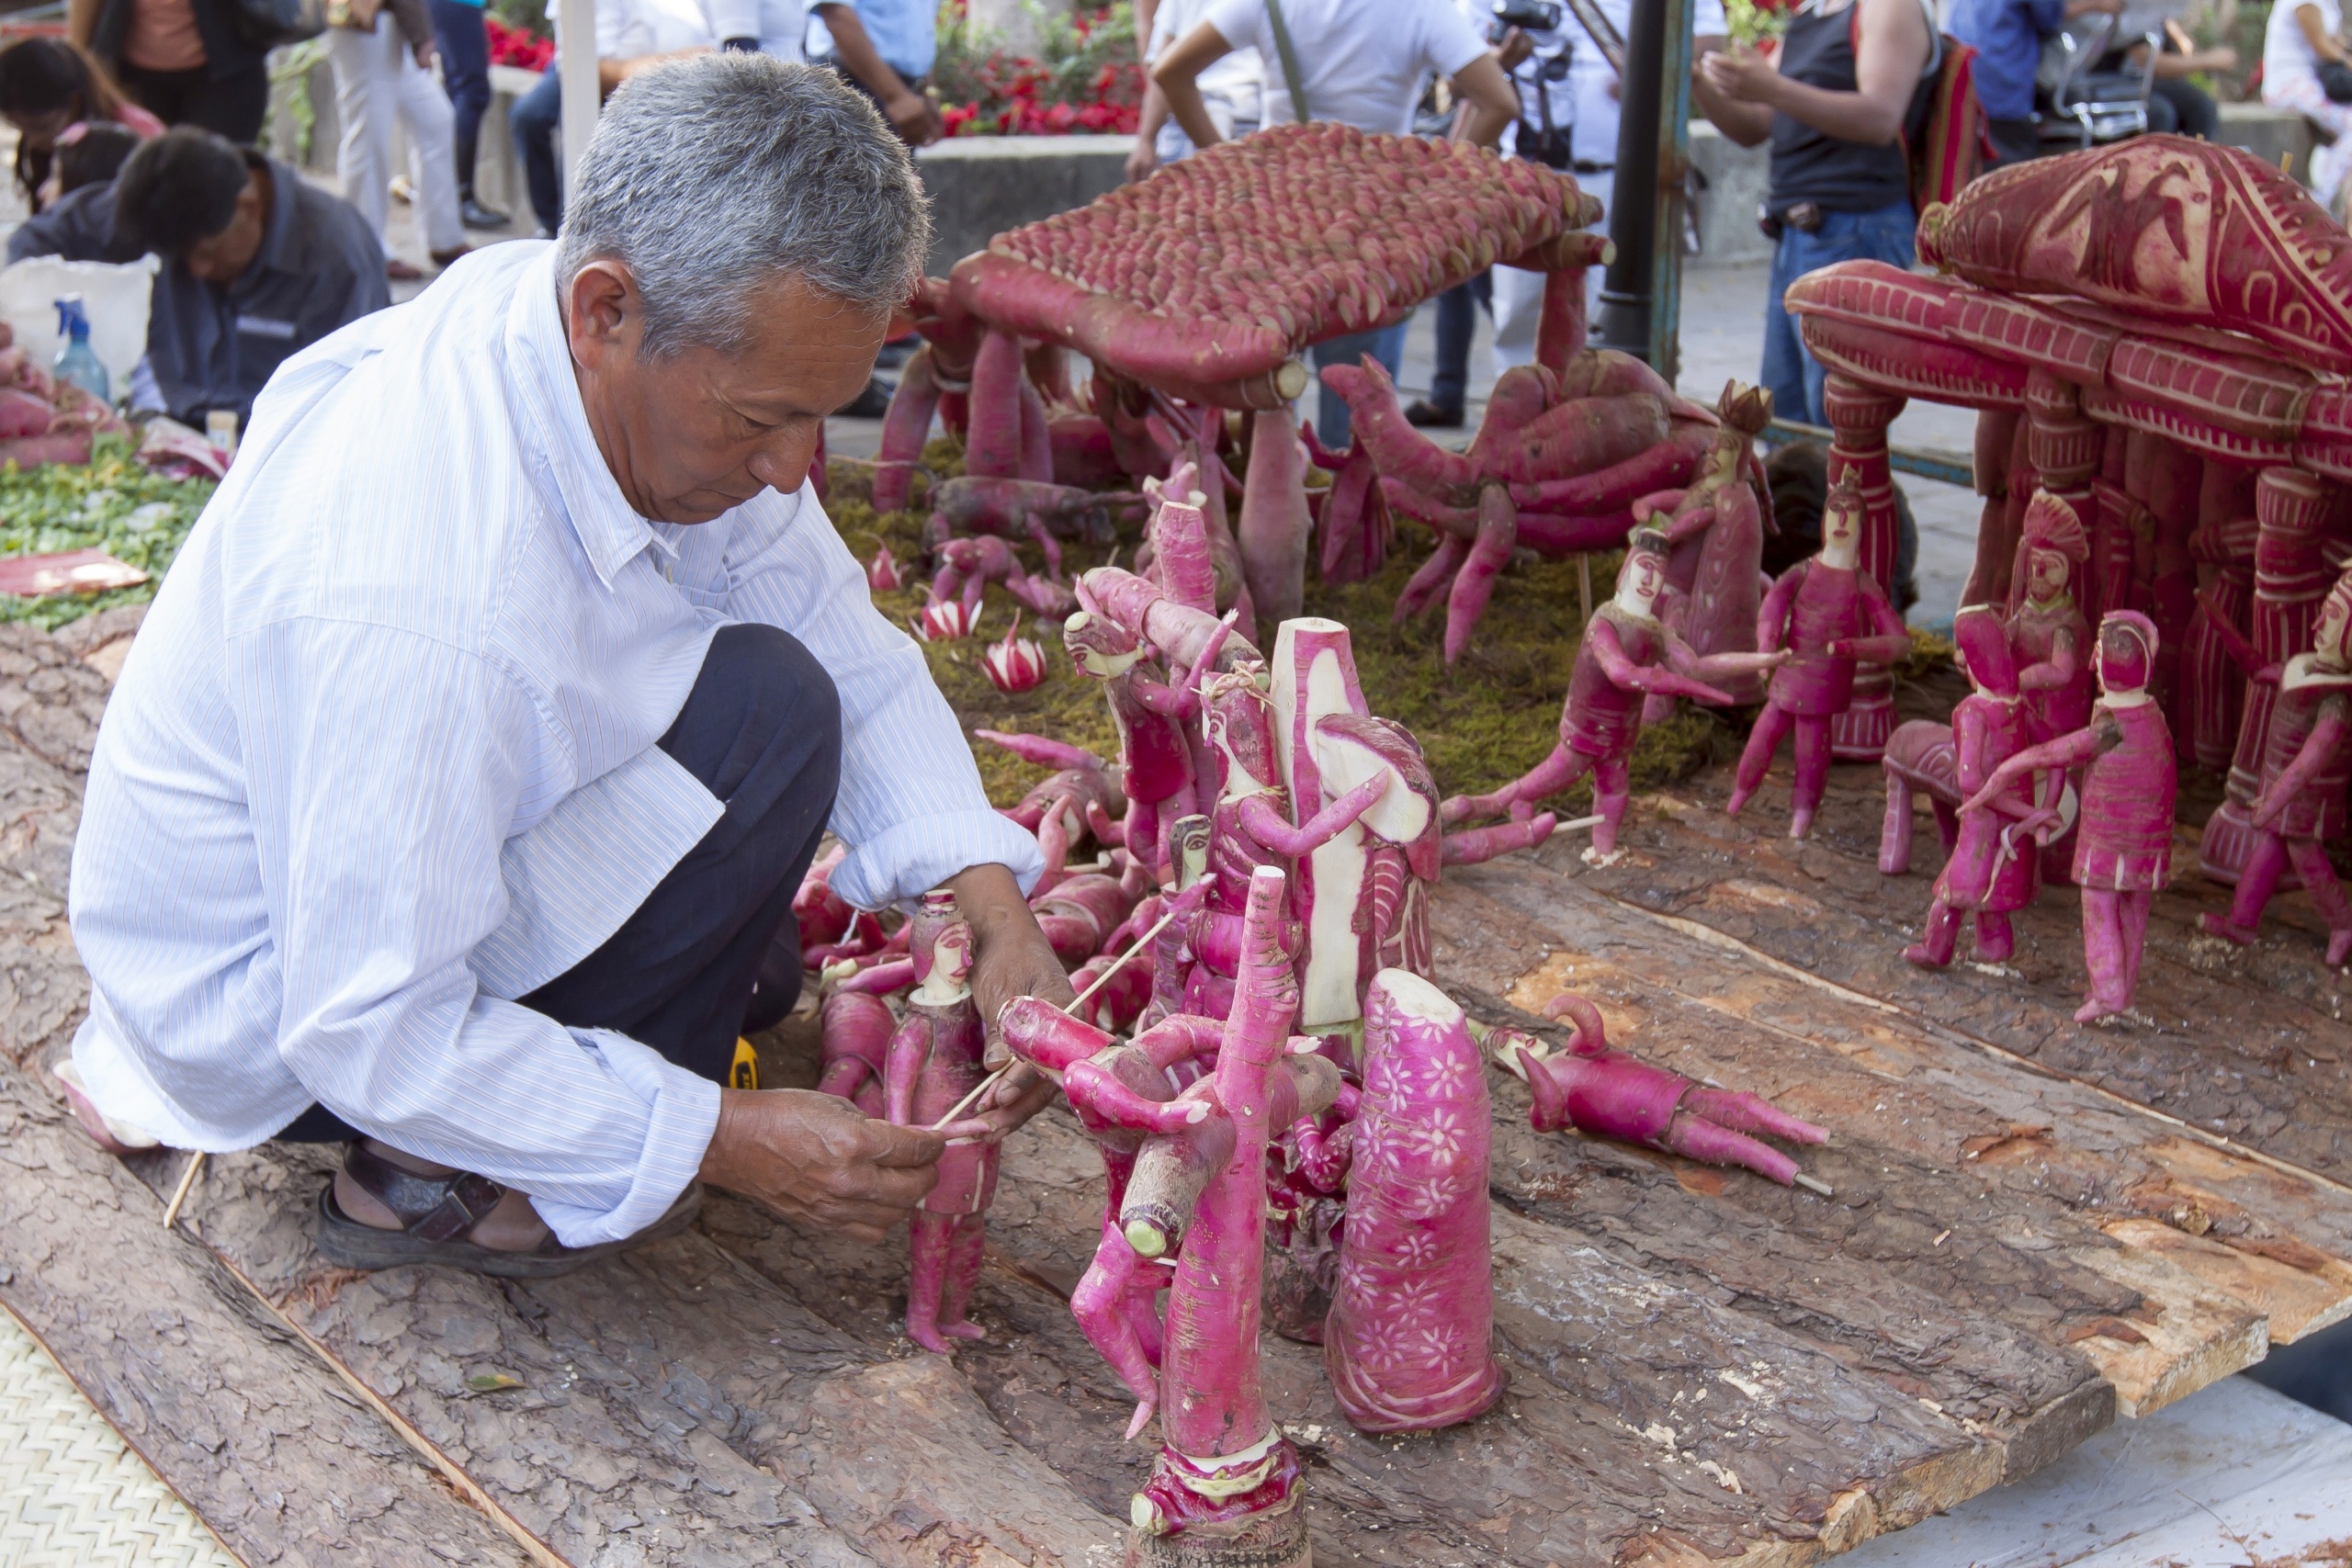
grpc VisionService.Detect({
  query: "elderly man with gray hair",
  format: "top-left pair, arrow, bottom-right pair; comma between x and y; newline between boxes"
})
60,54 -> 1073,1275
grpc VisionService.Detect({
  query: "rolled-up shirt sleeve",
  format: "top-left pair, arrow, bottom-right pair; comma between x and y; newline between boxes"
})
717,485 -> 1045,910
236,616 -> 718,1247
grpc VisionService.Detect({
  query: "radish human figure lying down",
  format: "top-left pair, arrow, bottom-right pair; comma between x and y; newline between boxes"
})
1442,528 -> 1785,865
885,894 -> 1000,1353
1725,471 -> 1912,840
1962,611 -> 2176,1024
1488,992 -> 1828,1184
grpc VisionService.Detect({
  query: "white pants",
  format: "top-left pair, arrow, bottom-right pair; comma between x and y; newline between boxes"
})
2267,75 -> 2352,212
1492,165 -> 1611,378
329,15 -> 466,257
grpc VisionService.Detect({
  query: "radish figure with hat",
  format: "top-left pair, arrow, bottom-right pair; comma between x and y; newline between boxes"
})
1964,611 -> 2176,1023
1903,604 -> 2050,969
2196,563 -> 2352,966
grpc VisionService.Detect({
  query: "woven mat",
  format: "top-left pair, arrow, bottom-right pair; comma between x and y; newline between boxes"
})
0,1305 -> 242,1567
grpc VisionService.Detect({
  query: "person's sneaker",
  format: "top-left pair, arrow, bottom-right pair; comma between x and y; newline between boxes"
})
842,377 -> 894,419
461,196 -> 510,229
1405,399 -> 1464,428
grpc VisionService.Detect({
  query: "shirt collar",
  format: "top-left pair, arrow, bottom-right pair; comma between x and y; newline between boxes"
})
503,245 -> 669,589
231,156 -> 300,299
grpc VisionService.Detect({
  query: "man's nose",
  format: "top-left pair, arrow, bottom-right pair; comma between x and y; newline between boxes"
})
746,430 -> 821,495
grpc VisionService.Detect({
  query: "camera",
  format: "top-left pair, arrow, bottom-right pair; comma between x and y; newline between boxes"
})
1491,0 -> 1564,33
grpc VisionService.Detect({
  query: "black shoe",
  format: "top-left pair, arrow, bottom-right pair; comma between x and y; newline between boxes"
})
842,376 -> 893,419
461,195 -> 510,229
1405,399 -> 1464,428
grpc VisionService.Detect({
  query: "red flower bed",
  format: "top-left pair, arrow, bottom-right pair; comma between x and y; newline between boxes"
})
486,16 -> 554,73
932,1 -> 1144,137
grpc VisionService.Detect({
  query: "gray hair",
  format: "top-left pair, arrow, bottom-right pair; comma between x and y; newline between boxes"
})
554,53 -> 931,357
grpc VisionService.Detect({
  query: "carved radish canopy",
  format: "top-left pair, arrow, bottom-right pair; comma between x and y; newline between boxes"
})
1917,136 -> 2352,373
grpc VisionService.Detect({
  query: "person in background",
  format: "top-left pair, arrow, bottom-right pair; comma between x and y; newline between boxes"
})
813,0 -> 941,144
430,0 -> 509,228
2265,0 -> 2352,213
69,0 -> 269,142
508,0 -> 715,239
1126,0 -> 1261,183
7,128 -> 388,424
327,0 -> 470,280
52,119 -> 143,201
1154,0 -> 1521,448
2132,15 -> 2233,138
0,36 -> 161,215
1950,0 -> 2120,167
1691,0 -> 1936,427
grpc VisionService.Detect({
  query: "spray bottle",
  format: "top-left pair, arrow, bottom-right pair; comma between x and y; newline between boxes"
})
52,296 -> 108,405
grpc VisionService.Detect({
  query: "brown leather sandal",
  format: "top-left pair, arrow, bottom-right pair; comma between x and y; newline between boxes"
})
314,1143 -> 700,1279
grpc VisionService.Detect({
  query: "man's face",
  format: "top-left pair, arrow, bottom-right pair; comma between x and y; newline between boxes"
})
181,172 -> 268,286
1619,548 -> 1664,609
568,263 -> 884,525
2029,547 -> 2068,601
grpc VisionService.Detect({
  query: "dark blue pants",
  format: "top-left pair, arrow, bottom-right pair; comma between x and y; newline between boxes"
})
509,66 -> 563,233
1428,270 -> 1492,413
428,0 -> 492,157
279,624 -> 842,1141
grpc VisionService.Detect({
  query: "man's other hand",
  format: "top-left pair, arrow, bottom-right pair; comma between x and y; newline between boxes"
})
884,88 -> 944,145
699,1088 -> 945,1243
948,861 -> 1075,1142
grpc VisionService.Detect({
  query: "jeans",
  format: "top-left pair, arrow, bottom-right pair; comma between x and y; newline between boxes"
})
1310,320 -> 1409,451
2146,76 -> 2218,140
115,61 -> 268,144
277,623 -> 843,1143
1762,198 -> 1916,429
428,0 -> 493,159
509,67 -> 563,232
1427,270 -> 1491,412
1984,115 -> 2041,169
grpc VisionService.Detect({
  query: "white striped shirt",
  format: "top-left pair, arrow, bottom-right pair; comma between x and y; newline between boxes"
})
67,242 -> 1039,1246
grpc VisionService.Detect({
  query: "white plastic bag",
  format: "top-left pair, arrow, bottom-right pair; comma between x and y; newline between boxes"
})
0,254 -> 161,397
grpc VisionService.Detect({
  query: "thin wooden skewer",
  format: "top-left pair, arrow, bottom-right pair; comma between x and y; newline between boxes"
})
930,898 -> 1190,1131
1792,1172 -> 1834,1198
163,1150 -> 206,1229
1577,554 -> 1594,626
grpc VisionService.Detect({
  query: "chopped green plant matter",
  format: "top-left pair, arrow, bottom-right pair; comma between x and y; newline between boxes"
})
0,435 -> 214,630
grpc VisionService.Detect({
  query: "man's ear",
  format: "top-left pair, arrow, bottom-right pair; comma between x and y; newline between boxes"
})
566,260 -> 640,366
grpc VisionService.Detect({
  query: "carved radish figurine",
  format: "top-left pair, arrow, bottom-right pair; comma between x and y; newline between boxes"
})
1321,969 -> 1505,1432
1638,380 -> 1776,712
2197,565 -> 2352,964
1964,611 -> 2176,1023
884,893 -> 999,1352
1895,604 -> 2049,968
1489,993 -> 1828,1184
1444,528 -> 1784,865
1726,471 -> 1912,839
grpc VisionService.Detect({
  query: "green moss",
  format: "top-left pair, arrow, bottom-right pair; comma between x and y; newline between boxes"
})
834,434 -> 1732,811
0,435 -> 216,630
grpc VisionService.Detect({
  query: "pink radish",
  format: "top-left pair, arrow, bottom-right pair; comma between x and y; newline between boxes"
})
871,345 -> 940,513
1237,407 -> 1312,626
1442,483 -> 1517,662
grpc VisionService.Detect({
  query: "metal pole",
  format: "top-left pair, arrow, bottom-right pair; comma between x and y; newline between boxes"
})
559,0 -> 599,204
1650,0 -> 1695,380
1594,0 -> 1666,362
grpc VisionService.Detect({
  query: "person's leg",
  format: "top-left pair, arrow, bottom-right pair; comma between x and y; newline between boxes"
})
329,18 -> 397,254
2143,87 -> 2180,135
2207,830 -> 2288,942
1418,277 -> 1477,422
297,626 -> 843,1253
2077,887 -> 2127,1021
393,40 -> 469,256
2154,76 -> 2216,140
1311,328 -> 1376,450
2285,836 -> 2352,964
1788,713 -> 1832,838
1904,899 -> 1961,966
1760,228 -> 1815,428
1984,115 -> 2041,168
114,62 -> 196,127
1489,264 -> 1547,378
1726,702 -> 1794,816
432,0 -> 503,223
509,69 -> 564,233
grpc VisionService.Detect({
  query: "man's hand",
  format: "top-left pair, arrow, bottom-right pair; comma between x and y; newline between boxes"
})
948,862 -> 1075,1141
1496,25 -> 1534,71
1700,44 -> 1781,106
1125,137 -> 1161,183
699,1088 -> 946,1244
883,87 -> 944,144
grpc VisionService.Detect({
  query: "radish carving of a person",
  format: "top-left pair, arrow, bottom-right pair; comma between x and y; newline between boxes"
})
1443,527 -> 1786,865
884,894 -> 999,1353
1638,380 -> 1776,716
1963,612 -> 2176,1023
2008,491 -> 2095,742
1487,992 -> 1827,1183
2196,566 -> 2352,964
1900,605 -> 2048,968
1726,471 -> 1912,839
1184,668 -> 1389,1020
1065,608 -> 1231,880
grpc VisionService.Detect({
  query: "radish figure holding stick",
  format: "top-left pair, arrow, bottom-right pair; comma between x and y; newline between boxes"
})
1963,612 -> 2176,1023
1444,527 -> 1786,865
1726,471 -> 1911,839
